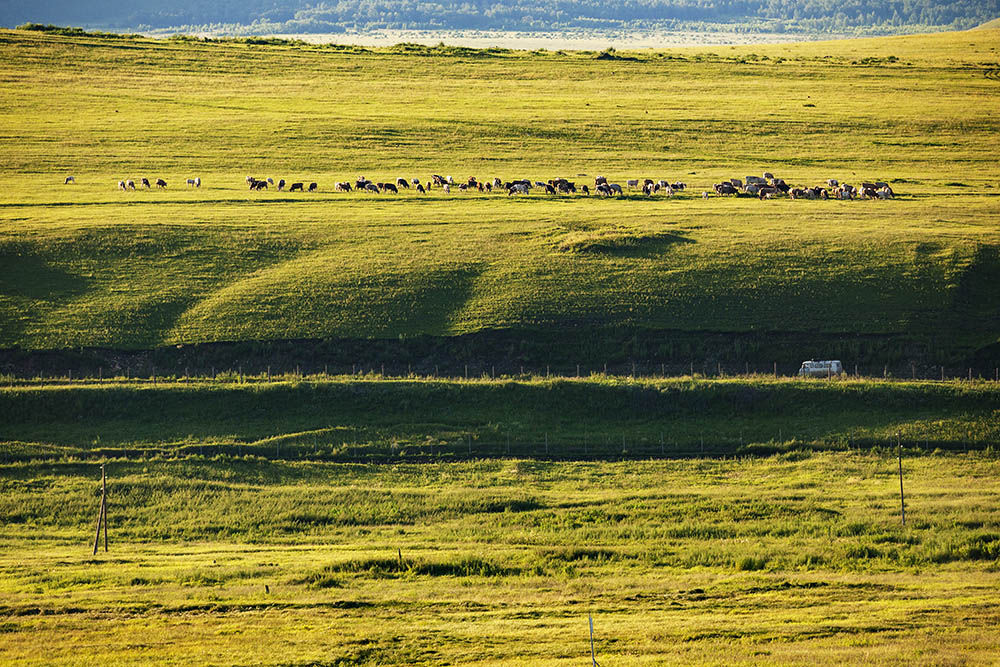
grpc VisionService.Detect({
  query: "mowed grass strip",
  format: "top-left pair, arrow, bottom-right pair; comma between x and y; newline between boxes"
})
0,28 -> 998,354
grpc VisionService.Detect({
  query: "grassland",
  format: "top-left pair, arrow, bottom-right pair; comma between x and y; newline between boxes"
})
3,452 -> 1000,664
1,375 -> 999,460
0,28 -> 998,365
2,27 -> 1000,664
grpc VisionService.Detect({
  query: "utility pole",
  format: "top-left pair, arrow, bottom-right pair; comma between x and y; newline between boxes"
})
92,464 -> 108,555
897,432 -> 906,526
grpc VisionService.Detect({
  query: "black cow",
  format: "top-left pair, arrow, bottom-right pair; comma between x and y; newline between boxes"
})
155,178 -> 167,188
289,182 -> 304,192
416,183 -> 426,194
396,178 -> 409,189
141,178 -> 150,188
382,183 -> 398,193
308,182 -> 318,192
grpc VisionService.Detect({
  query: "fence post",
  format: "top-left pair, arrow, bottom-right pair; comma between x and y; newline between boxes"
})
773,362 -> 777,377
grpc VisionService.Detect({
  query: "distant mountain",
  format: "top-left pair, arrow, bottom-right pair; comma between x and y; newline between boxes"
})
3,1 -> 998,34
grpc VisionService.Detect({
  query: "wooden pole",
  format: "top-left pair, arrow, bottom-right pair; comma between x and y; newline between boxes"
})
589,614 -> 598,667
92,464 -> 107,555
102,465 -> 108,552
897,433 -> 906,526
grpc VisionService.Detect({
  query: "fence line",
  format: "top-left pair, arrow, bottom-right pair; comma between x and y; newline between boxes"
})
4,361 -> 1000,385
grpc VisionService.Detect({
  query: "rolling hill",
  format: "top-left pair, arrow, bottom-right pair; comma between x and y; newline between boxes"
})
0,27 -> 998,371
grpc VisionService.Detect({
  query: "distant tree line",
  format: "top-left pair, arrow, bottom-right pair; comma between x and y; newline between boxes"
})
4,0 -> 999,34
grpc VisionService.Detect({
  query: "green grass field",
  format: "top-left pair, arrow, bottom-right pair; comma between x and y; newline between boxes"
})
2,376 -> 999,460
3,453 -> 1000,664
0,28 -> 998,364
3,26 -> 1000,665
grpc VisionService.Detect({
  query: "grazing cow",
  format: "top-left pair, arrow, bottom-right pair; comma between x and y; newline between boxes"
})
411,178 -> 421,186
155,178 -> 167,188
745,183 -> 761,195
880,185 -> 894,198
432,175 -> 445,186
702,191 -> 710,199
396,178 -> 409,189
186,178 -> 197,187
118,180 -> 126,191
365,183 -> 380,193
581,185 -> 590,195
671,182 -> 687,191
478,182 -> 485,192
608,183 -> 623,195
416,183 -> 426,194
278,179 -> 286,191
485,182 -> 492,193
458,183 -> 469,192
335,182 -> 352,192
446,175 -> 454,184
714,182 -> 738,196
266,178 -> 274,185
763,172 -> 774,180
249,179 -> 267,190
595,184 -> 613,196
545,184 -> 557,195
626,179 -> 640,190
874,181 -> 889,189
493,177 -> 502,188
861,187 -> 878,199
758,187 -> 779,200
382,183 -> 397,193
534,181 -> 547,188
356,177 -> 372,191
125,179 -> 135,190
467,177 -> 478,188
141,178 -> 150,189
643,178 -> 654,187
64,176 -> 75,184
861,182 -> 876,191
772,179 -> 790,194
789,188 -> 806,199
595,176 -> 607,186
642,183 -> 654,196
745,176 -> 767,186
194,177 -> 201,187
507,183 -> 529,196
308,182 -> 317,192
730,178 -> 742,189
657,180 -> 669,189
289,182 -> 304,192
827,179 -> 839,187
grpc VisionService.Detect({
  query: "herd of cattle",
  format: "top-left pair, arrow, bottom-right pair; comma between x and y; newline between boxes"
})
108,177 -> 197,190
712,173 -> 895,200
79,172 -> 896,200
241,174 -> 690,196
241,172 -> 896,200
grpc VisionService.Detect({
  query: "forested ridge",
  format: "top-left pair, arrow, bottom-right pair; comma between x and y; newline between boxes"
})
4,0 -> 998,34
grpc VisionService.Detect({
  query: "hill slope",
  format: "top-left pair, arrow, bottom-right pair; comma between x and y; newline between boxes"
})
0,29 -> 998,367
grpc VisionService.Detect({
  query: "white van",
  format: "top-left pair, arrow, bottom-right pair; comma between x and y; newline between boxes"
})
798,360 -> 844,377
